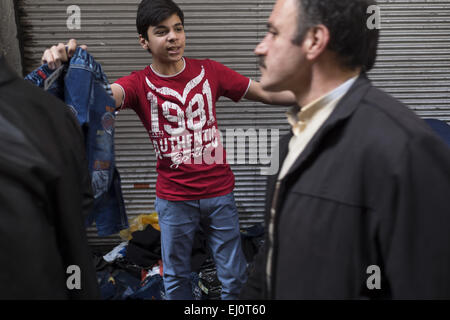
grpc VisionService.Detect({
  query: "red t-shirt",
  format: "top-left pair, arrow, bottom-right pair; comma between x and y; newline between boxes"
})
115,57 -> 251,201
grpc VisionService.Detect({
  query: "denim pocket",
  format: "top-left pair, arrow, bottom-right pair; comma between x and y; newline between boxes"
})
155,197 -> 169,218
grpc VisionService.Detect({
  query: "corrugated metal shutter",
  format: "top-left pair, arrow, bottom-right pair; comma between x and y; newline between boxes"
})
373,0 -> 450,121
17,0 -> 450,247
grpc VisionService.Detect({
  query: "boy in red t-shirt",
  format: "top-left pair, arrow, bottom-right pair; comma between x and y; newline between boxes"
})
42,0 -> 295,300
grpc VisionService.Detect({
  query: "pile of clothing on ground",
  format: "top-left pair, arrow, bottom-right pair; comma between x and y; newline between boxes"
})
91,214 -> 264,300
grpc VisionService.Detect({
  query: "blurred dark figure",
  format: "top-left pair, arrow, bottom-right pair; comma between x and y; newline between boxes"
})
0,56 -> 99,299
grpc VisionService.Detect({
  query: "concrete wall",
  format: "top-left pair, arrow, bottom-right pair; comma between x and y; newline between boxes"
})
0,0 -> 23,76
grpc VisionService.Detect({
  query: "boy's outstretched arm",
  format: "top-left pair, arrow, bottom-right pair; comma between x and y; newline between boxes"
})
244,80 -> 296,106
111,84 -> 125,109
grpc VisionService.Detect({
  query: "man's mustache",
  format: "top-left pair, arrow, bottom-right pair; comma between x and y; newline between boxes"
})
258,56 -> 266,69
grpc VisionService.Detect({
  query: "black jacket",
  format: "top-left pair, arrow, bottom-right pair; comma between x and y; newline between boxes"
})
0,57 -> 99,299
241,74 -> 450,299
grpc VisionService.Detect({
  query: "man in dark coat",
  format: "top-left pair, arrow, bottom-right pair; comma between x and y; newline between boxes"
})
241,0 -> 450,299
0,56 -> 99,299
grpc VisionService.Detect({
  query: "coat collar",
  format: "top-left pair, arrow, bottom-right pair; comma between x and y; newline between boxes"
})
281,73 -> 373,180
0,56 -> 18,86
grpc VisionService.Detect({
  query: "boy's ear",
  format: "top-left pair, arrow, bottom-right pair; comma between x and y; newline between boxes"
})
139,34 -> 149,50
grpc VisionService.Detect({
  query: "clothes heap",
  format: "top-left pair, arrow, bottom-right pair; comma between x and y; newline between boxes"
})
92,215 -> 265,300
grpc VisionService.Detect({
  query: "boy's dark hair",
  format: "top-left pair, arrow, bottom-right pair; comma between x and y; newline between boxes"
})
293,0 -> 379,72
136,0 -> 185,40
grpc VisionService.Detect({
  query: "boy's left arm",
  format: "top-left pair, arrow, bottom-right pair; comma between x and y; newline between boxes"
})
244,80 -> 296,106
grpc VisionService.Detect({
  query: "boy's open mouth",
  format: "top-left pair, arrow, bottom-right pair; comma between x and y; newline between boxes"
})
167,46 -> 181,54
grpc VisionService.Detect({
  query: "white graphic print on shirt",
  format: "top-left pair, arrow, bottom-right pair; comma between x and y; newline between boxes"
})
145,66 -> 220,169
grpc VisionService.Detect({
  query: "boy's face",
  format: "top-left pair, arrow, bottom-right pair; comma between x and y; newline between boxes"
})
140,13 -> 186,64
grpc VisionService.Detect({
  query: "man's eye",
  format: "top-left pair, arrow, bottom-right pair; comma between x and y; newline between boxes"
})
268,29 -> 278,37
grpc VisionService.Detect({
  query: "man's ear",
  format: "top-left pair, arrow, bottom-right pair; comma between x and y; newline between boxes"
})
303,24 -> 330,61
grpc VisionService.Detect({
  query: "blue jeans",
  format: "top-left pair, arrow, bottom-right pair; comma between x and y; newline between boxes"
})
25,48 -> 128,236
155,192 -> 247,300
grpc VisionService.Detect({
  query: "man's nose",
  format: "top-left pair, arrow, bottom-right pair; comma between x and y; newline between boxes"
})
254,39 -> 267,56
